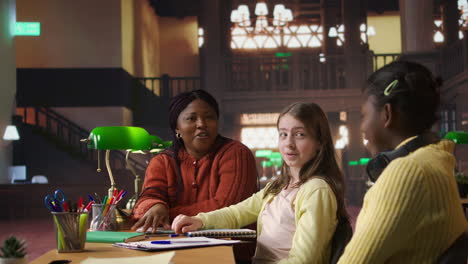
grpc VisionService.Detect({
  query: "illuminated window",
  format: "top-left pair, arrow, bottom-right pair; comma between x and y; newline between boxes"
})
363,138 -> 368,146
241,112 -> 279,149
198,28 -> 204,48
433,18 -> 465,43
335,125 -> 349,149
241,113 -> 280,125
231,24 -> 324,50
459,0 -> 468,24
241,127 -> 278,149
339,111 -> 347,122
329,23 -> 376,46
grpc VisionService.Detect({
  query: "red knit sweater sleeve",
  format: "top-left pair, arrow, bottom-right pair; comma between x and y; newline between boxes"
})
169,142 -> 258,219
132,154 -> 170,219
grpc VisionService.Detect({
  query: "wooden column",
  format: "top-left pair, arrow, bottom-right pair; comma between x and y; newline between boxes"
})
342,0 -> 363,91
400,0 -> 434,53
341,0 -> 367,188
321,0 -> 339,90
199,0 -> 224,100
0,0 -> 17,183
441,0 -> 459,46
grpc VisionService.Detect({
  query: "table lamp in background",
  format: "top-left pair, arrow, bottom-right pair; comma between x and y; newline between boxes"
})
444,131 -> 468,144
255,149 -> 272,183
270,152 -> 283,181
444,131 -> 468,198
81,126 -> 172,208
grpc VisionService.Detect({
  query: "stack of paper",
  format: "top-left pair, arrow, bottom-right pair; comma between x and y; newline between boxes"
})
81,251 -> 175,264
113,237 -> 240,251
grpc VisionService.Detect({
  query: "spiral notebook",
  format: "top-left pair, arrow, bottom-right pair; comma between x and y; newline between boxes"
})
186,229 -> 256,238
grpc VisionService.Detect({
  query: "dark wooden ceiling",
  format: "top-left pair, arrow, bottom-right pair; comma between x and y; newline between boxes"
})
149,0 -> 400,18
148,0 -> 201,17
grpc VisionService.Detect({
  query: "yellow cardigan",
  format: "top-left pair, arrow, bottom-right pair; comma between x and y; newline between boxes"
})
197,178 -> 338,264
338,138 -> 468,263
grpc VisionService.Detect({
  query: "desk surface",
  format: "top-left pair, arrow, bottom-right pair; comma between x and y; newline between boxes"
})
30,242 -> 235,264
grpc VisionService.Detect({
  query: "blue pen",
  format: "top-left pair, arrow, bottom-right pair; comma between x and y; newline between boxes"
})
151,240 -> 210,244
170,234 -> 179,237
151,241 -> 171,244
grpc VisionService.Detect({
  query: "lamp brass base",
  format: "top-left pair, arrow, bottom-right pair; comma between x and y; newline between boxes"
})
115,207 -> 133,230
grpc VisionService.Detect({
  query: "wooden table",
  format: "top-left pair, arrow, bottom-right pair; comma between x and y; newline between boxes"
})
30,242 -> 235,264
462,198 -> 468,217
461,198 -> 468,205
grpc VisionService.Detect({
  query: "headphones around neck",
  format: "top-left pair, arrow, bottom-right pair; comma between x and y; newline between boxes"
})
366,133 -> 440,183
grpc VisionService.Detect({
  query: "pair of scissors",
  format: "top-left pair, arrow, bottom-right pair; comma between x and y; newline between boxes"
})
44,189 -> 67,212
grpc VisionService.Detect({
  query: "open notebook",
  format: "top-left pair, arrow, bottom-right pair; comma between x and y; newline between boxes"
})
113,237 -> 240,251
186,229 -> 256,238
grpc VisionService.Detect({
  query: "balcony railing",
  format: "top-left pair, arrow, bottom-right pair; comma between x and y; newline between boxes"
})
440,39 -> 466,80
136,75 -> 201,98
224,52 -> 374,92
372,53 -> 400,71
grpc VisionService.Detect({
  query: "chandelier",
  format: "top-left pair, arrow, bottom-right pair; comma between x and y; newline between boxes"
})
230,2 -> 293,33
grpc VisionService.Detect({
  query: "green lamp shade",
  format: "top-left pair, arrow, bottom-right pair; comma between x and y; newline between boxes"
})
270,152 -> 281,159
444,131 -> 468,144
86,126 -> 153,150
261,160 -> 273,167
256,150 -> 272,158
359,158 -> 370,165
270,152 -> 282,166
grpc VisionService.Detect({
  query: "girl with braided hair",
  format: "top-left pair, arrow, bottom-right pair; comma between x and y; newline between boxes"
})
132,89 -> 258,233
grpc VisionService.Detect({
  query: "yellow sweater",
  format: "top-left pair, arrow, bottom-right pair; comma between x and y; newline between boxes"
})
338,138 -> 468,263
197,178 -> 337,264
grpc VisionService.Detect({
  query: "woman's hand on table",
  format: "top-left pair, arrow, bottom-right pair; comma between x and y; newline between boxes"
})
131,203 -> 170,233
171,214 -> 203,234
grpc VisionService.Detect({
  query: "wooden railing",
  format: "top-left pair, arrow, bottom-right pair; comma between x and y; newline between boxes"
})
440,40 -> 466,80
372,53 -> 400,71
136,54 -> 396,95
224,52 -> 373,92
136,74 -> 201,98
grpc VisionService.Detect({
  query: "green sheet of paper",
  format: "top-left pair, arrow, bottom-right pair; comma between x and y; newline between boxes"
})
86,231 -> 144,243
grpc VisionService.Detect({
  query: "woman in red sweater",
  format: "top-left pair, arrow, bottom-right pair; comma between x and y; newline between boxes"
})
131,89 -> 258,232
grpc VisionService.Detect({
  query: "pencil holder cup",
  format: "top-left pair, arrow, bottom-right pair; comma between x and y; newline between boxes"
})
89,203 -> 117,231
51,212 -> 88,253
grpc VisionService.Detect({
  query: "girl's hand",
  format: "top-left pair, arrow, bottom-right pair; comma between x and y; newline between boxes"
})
172,214 -> 203,234
131,203 -> 170,233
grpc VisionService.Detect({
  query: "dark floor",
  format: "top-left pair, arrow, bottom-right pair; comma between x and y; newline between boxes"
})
0,206 -> 362,262
0,218 -> 55,261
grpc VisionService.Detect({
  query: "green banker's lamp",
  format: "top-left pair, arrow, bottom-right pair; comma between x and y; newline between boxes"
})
81,126 -> 171,208
270,152 -> 282,180
444,131 -> 468,144
444,131 -> 468,195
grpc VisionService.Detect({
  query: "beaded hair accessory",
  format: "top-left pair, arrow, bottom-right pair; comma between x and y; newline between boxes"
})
384,79 -> 399,96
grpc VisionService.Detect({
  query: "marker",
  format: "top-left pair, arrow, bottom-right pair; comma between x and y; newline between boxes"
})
102,195 -> 108,205
151,240 -> 210,244
170,234 -> 179,237
77,197 -> 83,212
83,201 -> 94,212
62,201 -> 69,212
